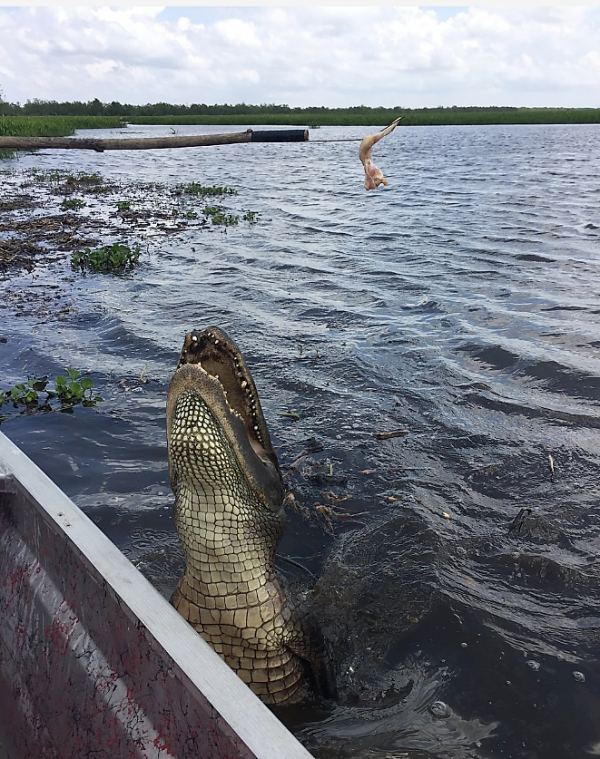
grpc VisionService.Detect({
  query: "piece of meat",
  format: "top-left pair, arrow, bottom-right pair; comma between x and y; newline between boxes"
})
359,117 -> 402,191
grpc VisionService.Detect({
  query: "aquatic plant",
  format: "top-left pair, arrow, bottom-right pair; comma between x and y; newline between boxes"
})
54,368 -> 102,409
60,198 -> 86,211
242,211 -> 258,222
65,171 -> 103,187
202,206 -> 239,226
179,182 -> 238,197
0,368 -> 102,420
28,169 -> 64,184
71,243 -> 141,273
1,379 -> 46,407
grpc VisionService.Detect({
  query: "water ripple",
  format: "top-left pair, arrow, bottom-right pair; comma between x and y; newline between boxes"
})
2,122 -> 600,759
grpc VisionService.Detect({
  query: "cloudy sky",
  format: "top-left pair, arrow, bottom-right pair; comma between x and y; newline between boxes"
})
1,5 -> 599,109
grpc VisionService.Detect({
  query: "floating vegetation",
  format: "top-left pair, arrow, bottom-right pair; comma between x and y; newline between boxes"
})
60,198 -> 86,211
54,368 -> 103,408
1,167 -> 258,273
0,379 -> 47,407
60,171 -> 113,195
178,182 -> 238,197
0,367 -> 103,422
29,169 -> 64,184
0,212 -> 100,271
202,205 -> 239,226
71,242 -> 141,273
66,171 -> 103,186
25,169 -> 113,196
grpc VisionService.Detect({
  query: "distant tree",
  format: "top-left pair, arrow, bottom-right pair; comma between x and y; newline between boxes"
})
88,98 -> 104,116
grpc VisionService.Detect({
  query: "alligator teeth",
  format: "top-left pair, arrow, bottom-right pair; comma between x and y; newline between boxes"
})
241,380 -> 247,388
191,335 -> 198,342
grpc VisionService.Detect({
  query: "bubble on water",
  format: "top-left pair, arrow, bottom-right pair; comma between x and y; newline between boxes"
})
573,671 -> 586,683
527,660 -> 540,671
430,700 -> 452,718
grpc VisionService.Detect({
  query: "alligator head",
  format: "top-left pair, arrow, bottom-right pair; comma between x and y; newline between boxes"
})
166,327 -> 335,704
167,326 -> 285,517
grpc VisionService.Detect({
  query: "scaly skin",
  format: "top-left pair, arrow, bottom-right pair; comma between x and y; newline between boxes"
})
167,328 -> 334,704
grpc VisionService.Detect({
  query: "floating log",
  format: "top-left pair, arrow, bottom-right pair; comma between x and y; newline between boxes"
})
249,129 -> 308,142
0,128 -> 310,153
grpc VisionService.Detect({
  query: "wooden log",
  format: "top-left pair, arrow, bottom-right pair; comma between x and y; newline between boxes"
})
0,128 -> 309,152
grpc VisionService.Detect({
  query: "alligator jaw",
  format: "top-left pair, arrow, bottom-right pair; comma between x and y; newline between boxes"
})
178,328 -> 274,459
166,327 -> 284,509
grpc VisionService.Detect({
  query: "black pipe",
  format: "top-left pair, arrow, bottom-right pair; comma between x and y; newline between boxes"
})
249,129 -> 309,143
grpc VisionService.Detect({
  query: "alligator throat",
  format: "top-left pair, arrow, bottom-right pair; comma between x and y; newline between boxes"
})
166,327 -> 334,704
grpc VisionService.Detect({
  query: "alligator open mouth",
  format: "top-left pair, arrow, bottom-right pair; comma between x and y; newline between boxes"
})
175,327 -> 274,464
166,326 -> 284,509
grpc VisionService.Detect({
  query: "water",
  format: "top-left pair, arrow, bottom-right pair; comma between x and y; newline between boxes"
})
2,123 -> 600,759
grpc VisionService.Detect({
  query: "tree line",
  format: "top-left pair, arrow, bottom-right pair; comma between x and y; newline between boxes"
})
0,96 -> 521,118
1,91 -> 599,126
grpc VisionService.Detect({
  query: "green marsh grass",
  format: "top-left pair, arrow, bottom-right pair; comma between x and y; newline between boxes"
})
126,107 -> 600,128
0,115 -> 125,158
0,115 -> 124,137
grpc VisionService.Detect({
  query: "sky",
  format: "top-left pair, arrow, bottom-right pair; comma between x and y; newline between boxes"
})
1,5 -> 600,109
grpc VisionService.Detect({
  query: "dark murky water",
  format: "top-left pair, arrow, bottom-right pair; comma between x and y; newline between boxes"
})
2,123 -> 600,759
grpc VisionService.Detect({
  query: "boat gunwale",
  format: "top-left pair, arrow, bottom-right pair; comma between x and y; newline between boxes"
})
0,429 -> 313,759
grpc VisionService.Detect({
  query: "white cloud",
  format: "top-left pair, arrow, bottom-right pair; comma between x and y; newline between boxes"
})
0,6 -> 599,107
85,60 -> 118,81
214,18 -> 260,48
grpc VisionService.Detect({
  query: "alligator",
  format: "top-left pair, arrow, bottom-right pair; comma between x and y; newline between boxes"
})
166,327 -> 335,705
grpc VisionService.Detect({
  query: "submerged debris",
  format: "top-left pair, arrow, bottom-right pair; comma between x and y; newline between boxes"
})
508,507 -> 533,535
374,429 -> 409,440
0,213 -> 100,271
